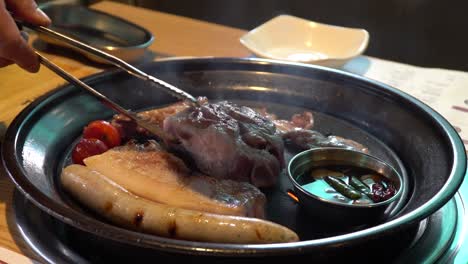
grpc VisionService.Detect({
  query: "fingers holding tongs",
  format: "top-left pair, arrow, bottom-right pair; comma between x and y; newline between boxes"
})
12,16 -> 200,146
14,18 -> 200,106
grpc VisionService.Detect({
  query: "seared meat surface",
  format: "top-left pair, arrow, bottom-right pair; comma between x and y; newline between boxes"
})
111,100 -> 195,141
256,108 -> 314,134
164,101 -> 285,188
256,107 -> 367,153
283,129 -> 369,153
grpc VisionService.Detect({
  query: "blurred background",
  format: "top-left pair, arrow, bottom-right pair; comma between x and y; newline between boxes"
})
37,0 -> 468,72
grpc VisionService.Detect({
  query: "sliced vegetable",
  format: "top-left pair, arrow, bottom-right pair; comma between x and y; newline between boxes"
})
72,138 -> 109,165
349,176 -> 373,198
83,120 -> 121,148
324,176 -> 362,200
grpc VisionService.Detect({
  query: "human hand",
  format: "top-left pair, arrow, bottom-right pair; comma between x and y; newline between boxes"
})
0,0 -> 50,72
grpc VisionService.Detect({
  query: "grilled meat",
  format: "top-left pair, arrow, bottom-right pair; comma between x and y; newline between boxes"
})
163,101 -> 285,188
83,141 -> 267,218
111,99 -> 367,187
283,129 -> 369,153
256,108 -> 314,134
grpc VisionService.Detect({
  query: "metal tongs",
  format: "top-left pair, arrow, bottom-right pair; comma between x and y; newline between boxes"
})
16,19 -> 201,144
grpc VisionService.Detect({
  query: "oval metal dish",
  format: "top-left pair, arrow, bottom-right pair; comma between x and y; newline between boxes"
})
2,57 -> 466,260
37,3 -> 154,63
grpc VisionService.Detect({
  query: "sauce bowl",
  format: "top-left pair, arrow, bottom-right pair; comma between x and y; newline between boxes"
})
288,147 -> 404,228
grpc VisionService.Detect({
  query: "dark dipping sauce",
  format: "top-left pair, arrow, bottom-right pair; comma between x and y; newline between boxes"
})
296,165 -> 397,205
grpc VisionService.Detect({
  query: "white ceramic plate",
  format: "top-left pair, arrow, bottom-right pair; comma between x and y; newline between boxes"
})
240,15 -> 369,68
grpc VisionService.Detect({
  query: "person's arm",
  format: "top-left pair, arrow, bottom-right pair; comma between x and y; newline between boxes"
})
0,0 -> 50,72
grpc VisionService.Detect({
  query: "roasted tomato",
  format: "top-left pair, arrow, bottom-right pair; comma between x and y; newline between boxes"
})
72,138 -> 109,165
83,120 -> 121,148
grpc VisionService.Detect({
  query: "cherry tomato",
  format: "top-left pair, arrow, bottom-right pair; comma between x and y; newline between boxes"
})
83,120 -> 121,148
72,138 -> 109,165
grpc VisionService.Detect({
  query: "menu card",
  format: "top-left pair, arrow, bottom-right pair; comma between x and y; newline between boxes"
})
343,56 -> 468,153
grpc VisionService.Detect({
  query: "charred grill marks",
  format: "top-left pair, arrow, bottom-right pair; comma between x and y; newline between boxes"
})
133,211 -> 144,227
168,219 -> 177,237
104,201 -> 113,212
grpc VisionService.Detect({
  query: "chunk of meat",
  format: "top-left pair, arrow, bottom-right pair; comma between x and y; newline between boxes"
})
111,97 -> 207,141
83,141 -> 266,218
283,129 -> 369,153
263,108 -> 368,153
273,112 -> 314,134
256,108 -> 314,134
164,101 -> 285,188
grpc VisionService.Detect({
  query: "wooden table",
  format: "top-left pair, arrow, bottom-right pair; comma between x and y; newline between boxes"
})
0,1 -> 250,261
